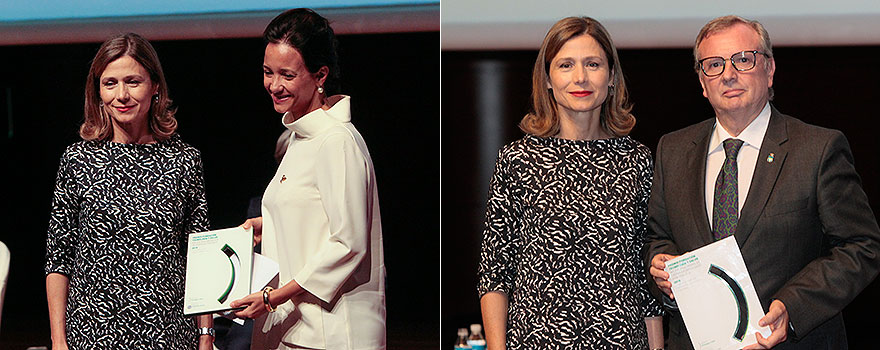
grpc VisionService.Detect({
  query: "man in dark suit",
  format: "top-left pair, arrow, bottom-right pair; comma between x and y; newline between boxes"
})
645,15 -> 880,349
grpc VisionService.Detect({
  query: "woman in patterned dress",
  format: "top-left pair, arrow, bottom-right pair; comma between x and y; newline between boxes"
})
478,17 -> 664,350
45,33 -> 214,350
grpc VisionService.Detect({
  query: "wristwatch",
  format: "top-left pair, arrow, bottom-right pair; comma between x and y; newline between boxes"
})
198,327 -> 215,337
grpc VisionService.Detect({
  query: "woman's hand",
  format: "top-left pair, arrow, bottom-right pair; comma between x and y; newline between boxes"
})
196,314 -> 214,350
241,217 -> 263,247
230,290 -> 269,320
230,281 -> 304,320
198,334 -> 214,350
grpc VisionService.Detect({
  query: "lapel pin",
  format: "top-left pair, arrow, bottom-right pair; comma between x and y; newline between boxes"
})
281,175 -> 287,183
766,153 -> 775,163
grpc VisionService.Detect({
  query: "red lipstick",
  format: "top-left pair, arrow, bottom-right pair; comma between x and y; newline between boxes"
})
569,91 -> 593,97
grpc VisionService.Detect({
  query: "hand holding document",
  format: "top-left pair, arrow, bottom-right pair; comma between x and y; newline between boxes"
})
666,236 -> 771,350
219,251 -> 281,325
184,227 -> 254,316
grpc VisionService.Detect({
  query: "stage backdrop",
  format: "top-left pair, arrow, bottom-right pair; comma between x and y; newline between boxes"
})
442,45 -> 880,346
0,31 -> 439,348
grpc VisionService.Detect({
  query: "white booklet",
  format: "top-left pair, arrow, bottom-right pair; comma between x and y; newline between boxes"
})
183,226 -> 254,316
666,236 -> 771,350
218,252 -> 281,325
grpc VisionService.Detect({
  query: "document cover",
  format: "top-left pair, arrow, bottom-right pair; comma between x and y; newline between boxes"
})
184,226 -> 254,316
666,236 -> 771,349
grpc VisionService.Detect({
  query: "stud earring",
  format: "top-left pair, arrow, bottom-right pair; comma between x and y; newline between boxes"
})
317,86 -> 324,94
153,94 -> 159,102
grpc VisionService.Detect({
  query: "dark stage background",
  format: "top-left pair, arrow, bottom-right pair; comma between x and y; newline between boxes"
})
0,32 -> 439,348
442,46 -> 880,346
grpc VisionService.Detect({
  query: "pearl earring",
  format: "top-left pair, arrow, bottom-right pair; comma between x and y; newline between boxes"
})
317,86 -> 324,94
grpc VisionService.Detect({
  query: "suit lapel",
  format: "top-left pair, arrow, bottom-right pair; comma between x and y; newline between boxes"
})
688,121 -> 714,247
736,106 -> 788,246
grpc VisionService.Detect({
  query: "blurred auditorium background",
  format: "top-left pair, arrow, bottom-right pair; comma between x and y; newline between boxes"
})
442,0 -> 880,347
0,1 -> 438,349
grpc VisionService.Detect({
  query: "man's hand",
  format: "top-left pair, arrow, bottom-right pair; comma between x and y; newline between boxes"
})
649,253 -> 678,299
743,299 -> 789,349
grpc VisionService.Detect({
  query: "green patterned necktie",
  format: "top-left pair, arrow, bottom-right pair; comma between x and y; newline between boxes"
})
713,138 -> 744,240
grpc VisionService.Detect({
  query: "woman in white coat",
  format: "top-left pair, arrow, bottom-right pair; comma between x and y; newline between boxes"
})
229,8 -> 386,350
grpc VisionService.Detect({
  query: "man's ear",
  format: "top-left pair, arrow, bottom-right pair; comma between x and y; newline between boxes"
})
699,75 -> 708,99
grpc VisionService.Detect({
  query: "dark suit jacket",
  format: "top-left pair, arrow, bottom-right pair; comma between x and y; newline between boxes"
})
644,106 -> 880,349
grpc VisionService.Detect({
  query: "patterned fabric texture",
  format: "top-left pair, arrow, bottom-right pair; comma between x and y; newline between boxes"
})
479,135 -> 663,350
712,138 -> 744,240
45,134 -> 209,350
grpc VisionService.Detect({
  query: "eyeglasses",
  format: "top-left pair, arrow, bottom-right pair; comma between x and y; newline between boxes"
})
698,50 -> 770,77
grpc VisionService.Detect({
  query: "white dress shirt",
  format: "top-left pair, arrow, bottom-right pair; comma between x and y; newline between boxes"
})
705,102 -> 771,229
254,95 -> 386,350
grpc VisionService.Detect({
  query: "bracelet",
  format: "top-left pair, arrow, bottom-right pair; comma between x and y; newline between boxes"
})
262,286 -> 277,312
197,327 -> 215,337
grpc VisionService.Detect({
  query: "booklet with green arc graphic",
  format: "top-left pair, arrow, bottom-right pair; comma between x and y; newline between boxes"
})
183,226 -> 254,316
666,236 -> 771,350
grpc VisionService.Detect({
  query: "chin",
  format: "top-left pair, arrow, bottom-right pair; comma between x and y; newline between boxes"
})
110,114 -> 134,123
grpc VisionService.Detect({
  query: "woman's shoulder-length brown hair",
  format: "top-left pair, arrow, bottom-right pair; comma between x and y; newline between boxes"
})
519,16 -> 635,138
80,32 -> 177,141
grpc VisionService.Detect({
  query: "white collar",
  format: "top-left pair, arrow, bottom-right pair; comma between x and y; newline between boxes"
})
283,95 -> 351,139
708,102 -> 771,154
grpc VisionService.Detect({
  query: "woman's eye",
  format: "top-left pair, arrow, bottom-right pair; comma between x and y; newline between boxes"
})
559,63 -> 572,69
102,81 -> 116,87
126,80 -> 141,86
283,74 -> 295,79
588,62 -> 600,68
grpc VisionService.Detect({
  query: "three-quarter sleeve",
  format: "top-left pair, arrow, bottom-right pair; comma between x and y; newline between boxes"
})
477,148 -> 521,298
293,131 -> 372,303
180,148 -> 210,235
46,149 -> 80,276
634,150 -> 664,318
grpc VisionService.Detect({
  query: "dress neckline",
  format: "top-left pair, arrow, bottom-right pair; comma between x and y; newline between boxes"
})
101,133 -> 178,149
527,134 -> 631,148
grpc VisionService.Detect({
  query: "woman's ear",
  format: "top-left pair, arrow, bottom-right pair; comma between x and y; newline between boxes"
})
316,66 -> 329,86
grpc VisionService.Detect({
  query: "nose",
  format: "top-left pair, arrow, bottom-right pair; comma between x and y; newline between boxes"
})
574,66 -> 587,84
720,59 -> 738,82
268,76 -> 283,93
116,84 -> 130,102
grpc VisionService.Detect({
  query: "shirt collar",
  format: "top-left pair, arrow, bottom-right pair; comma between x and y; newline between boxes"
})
708,102 -> 771,155
283,95 -> 351,139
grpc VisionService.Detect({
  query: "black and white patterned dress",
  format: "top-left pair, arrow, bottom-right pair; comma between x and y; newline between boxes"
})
479,134 -> 663,349
45,134 -> 209,349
